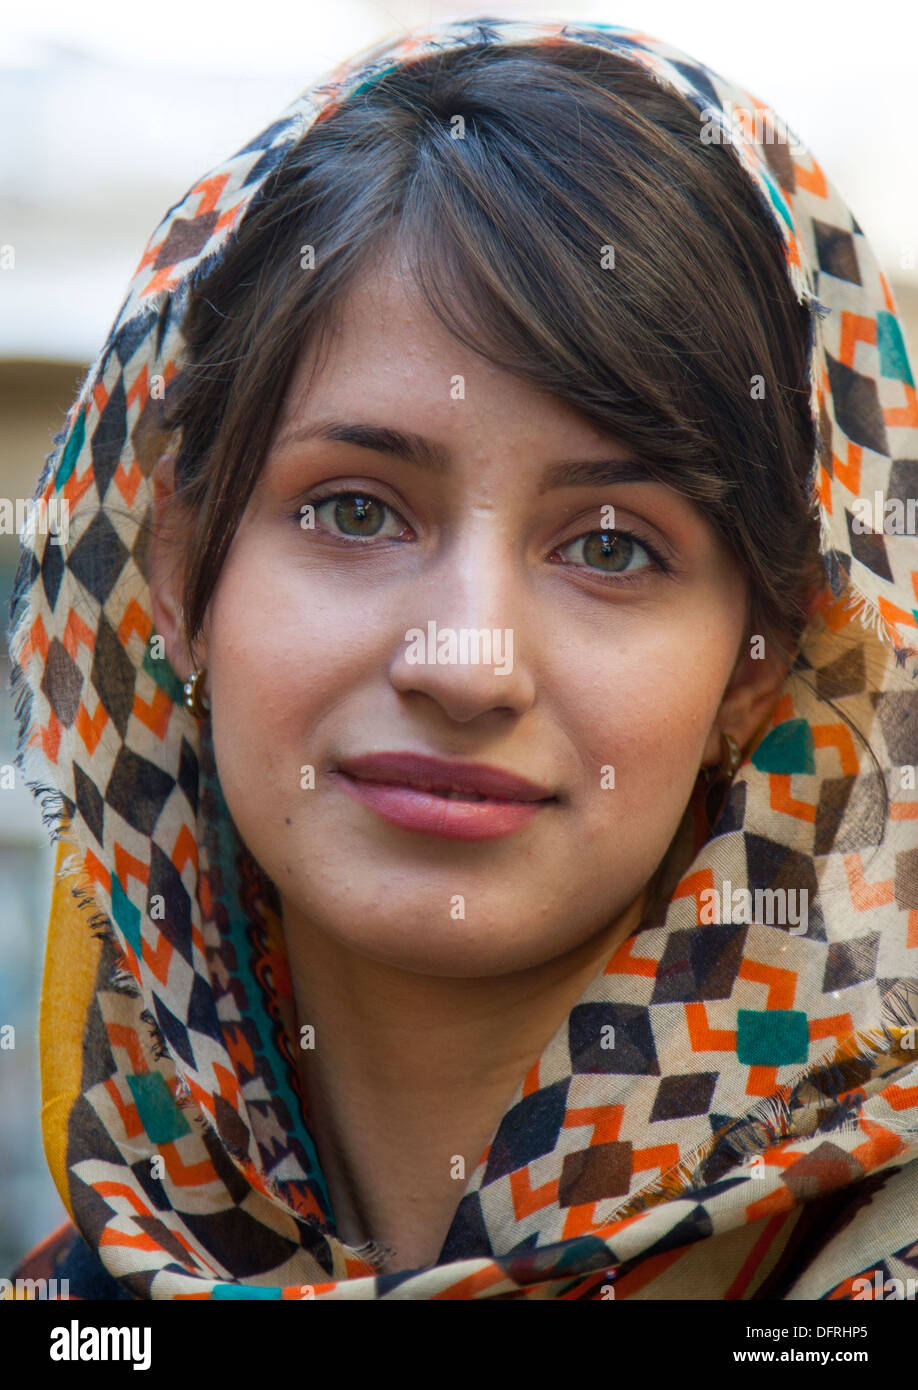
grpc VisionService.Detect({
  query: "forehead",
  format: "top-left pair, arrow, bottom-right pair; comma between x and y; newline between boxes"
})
294,257 -> 466,383
275,258 -> 616,456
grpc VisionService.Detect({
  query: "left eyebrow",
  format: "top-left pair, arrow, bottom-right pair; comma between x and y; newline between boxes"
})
270,419 -> 651,492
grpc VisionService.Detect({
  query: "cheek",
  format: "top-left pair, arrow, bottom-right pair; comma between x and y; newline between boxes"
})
559,615 -> 736,837
203,536 -> 373,809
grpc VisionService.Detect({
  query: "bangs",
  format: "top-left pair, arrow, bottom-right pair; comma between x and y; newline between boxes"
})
164,40 -> 818,649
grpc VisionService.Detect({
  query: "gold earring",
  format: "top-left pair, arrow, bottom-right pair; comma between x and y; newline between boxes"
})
719,731 -> 741,779
183,668 -> 210,719
702,731 -> 742,831
703,731 -> 741,786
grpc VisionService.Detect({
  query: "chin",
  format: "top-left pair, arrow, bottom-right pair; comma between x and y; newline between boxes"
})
285,888 -> 580,978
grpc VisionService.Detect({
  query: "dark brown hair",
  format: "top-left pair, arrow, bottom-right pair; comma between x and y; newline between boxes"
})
164,40 -> 824,662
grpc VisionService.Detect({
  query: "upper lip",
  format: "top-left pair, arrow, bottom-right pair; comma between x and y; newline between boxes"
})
335,752 -> 556,802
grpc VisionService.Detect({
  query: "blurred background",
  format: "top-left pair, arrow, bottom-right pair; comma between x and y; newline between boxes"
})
2,0 -> 917,1277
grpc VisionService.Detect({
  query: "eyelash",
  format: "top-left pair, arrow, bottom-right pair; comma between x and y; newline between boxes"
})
293,488 -> 672,584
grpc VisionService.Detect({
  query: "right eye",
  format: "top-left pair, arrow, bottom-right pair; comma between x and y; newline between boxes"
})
312,491 -> 411,541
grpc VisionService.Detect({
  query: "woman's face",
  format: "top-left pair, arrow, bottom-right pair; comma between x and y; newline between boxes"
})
169,259 -> 763,977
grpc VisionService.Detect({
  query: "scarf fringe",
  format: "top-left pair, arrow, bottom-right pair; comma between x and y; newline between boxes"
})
610,977 -> 918,1219
348,1240 -> 398,1271
7,506 -> 70,850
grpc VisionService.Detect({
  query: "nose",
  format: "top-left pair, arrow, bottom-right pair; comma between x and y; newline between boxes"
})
388,540 -> 536,724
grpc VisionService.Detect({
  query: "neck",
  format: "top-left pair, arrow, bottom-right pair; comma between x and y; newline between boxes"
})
284,889 -> 647,1273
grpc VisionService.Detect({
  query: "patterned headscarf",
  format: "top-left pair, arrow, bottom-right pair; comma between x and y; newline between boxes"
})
10,17 -> 918,1300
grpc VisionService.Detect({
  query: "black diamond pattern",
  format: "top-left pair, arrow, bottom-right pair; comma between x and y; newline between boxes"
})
813,220 -> 861,284
816,645 -> 867,701
823,934 -> 880,992
846,510 -> 895,582
873,691 -> 918,765
651,924 -> 747,1004
74,761 -> 105,846
152,993 -> 196,1068
106,746 -> 175,836
41,535 -> 65,610
91,376 -> 128,500
147,843 -> 193,966
650,1072 -> 718,1122
482,1080 -> 570,1186
91,616 -> 136,737
744,835 -> 824,938
888,458 -> 918,510
569,1002 -> 660,1075
68,511 -> 129,606
825,353 -> 889,456
40,638 -> 83,726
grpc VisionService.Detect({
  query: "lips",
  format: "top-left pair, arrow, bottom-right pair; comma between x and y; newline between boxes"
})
336,752 -> 553,801
331,752 -> 556,841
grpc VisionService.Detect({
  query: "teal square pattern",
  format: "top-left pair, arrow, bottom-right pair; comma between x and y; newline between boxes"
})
126,1071 -> 192,1144
736,1009 -> 809,1066
213,1284 -> 283,1300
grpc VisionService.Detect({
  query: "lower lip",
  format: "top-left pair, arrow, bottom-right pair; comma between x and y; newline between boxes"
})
333,773 -> 550,841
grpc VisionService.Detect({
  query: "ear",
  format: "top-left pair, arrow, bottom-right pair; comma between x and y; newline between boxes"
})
701,630 -> 791,769
149,453 -> 206,681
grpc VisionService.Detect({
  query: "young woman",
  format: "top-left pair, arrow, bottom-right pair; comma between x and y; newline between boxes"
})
9,17 -> 918,1300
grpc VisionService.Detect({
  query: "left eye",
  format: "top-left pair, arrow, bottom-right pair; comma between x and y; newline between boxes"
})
556,529 -> 652,575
